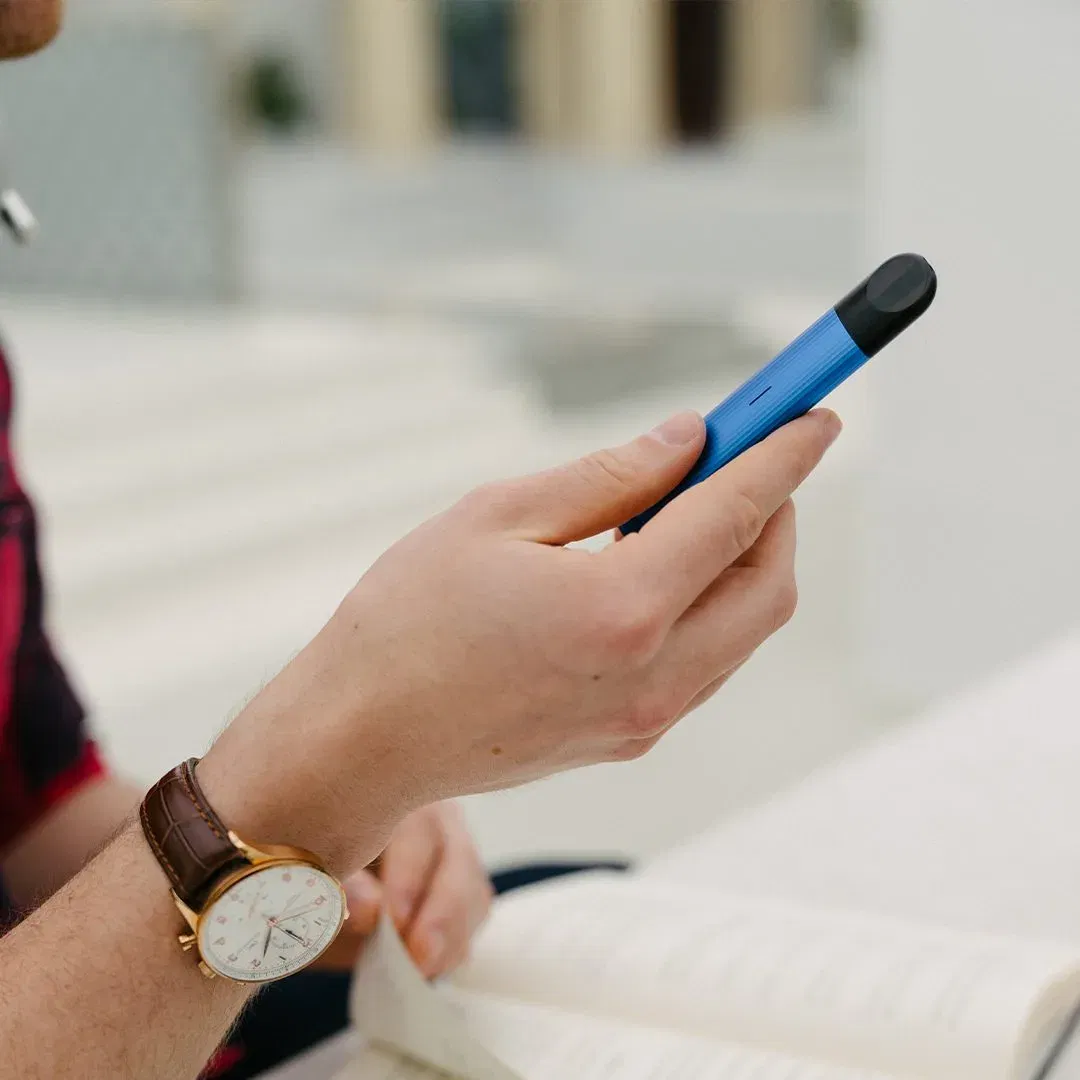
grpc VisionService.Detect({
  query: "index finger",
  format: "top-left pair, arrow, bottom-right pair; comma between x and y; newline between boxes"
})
612,409 -> 840,618
380,810 -> 445,933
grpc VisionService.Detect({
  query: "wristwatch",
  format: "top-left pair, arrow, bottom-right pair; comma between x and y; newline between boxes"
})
140,758 -> 348,983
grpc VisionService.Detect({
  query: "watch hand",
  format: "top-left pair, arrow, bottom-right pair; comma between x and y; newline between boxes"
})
276,925 -> 306,946
278,903 -> 320,923
261,923 -> 273,960
278,891 -> 303,915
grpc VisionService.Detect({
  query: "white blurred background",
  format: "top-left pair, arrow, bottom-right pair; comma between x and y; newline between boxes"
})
1,0 -> 1075,868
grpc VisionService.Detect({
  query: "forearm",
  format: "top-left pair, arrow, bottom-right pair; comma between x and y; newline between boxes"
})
2,775 -> 143,907
0,822 -> 251,1080
0,642 -> 410,1080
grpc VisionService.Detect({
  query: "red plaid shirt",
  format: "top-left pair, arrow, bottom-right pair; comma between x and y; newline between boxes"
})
0,343 -> 104,916
0,345 -> 251,1075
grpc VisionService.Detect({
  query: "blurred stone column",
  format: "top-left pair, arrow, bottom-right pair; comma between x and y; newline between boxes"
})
517,0 -> 573,144
732,0 -> 827,125
572,0 -> 668,154
341,0 -> 443,153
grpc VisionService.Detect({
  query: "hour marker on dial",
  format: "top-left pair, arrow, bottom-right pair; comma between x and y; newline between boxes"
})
282,872 -> 292,882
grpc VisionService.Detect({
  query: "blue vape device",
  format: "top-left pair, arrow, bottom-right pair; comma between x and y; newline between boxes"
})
622,253 -> 937,534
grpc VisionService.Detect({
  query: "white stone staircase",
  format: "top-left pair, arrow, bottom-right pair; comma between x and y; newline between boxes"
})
7,303 -> 557,781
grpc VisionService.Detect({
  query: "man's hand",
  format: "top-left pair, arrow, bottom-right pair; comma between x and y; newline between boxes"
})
311,803 -> 491,977
0,408 -> 838,1080
201,408 -> 841,872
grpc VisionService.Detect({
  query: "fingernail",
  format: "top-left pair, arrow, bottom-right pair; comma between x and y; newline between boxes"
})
648,410 -> 701,446
422,930 -> 446,973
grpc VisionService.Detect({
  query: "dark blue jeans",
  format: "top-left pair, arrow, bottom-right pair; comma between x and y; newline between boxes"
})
205,861 -> 629,1079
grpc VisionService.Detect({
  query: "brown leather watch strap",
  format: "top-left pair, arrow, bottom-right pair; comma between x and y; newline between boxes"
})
140,758 -> 248,909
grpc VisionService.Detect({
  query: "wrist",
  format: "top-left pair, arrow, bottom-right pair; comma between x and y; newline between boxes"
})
194,637 -> 421,874
196,731 -> 405,876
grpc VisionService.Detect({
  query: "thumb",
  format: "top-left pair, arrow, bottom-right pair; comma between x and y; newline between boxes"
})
488,411 -> 705,545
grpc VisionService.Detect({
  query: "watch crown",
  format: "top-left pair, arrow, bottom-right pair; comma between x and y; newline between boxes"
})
197,960 -> 217,979
178,932 -> 197,951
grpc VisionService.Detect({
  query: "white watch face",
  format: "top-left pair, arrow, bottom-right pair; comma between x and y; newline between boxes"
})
197,864 -> 346,982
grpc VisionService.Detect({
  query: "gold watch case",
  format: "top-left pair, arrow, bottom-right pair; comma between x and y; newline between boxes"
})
173,831 -> 349,981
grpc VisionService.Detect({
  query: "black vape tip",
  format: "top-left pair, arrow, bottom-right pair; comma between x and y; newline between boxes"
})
834,253 -> 937,357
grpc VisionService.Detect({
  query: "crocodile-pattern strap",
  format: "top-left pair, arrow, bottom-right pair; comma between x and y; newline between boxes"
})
140,758 -> 248,909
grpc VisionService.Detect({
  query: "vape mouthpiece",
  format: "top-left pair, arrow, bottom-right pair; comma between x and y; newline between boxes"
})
834,253 -> 937,358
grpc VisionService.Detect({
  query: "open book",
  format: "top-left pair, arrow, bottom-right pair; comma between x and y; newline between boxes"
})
330,634 -> 1080,1080
338,872 -> 1080,1080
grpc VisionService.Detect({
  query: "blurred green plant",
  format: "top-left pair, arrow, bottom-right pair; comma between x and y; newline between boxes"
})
244,53 -> 310,135
827,0 -> 862,54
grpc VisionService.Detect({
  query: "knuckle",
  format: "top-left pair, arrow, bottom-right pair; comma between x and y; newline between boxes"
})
619,693 -> 676,740
785,432 -> 822,487
608,733 -> 662,763
726,490 -> 766,553
769,576 -> 799,631
456,479 -> 517,526
580,577 -> 666,666
603,601 -> 666,663
576,448 -> 638,496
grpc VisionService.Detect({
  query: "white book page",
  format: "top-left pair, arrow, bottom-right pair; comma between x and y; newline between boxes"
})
350,914 -> 521,1080
345,914 -> 901,1080
646,635 -> 1080,945
454,877 -> 1080,1080
446,988 -> 904,1080
336,1044 -> 453,1080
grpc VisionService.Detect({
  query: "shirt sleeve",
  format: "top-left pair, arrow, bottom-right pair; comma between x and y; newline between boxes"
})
0,364 -> 106,851
8,605 -> 107,839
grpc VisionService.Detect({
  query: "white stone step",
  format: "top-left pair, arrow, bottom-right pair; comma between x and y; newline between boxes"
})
4,299 -> 546,600
58,512 -> 421,738
7,304 -> 503,439
43,404 -> 547,607
28,375 -> 537,526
